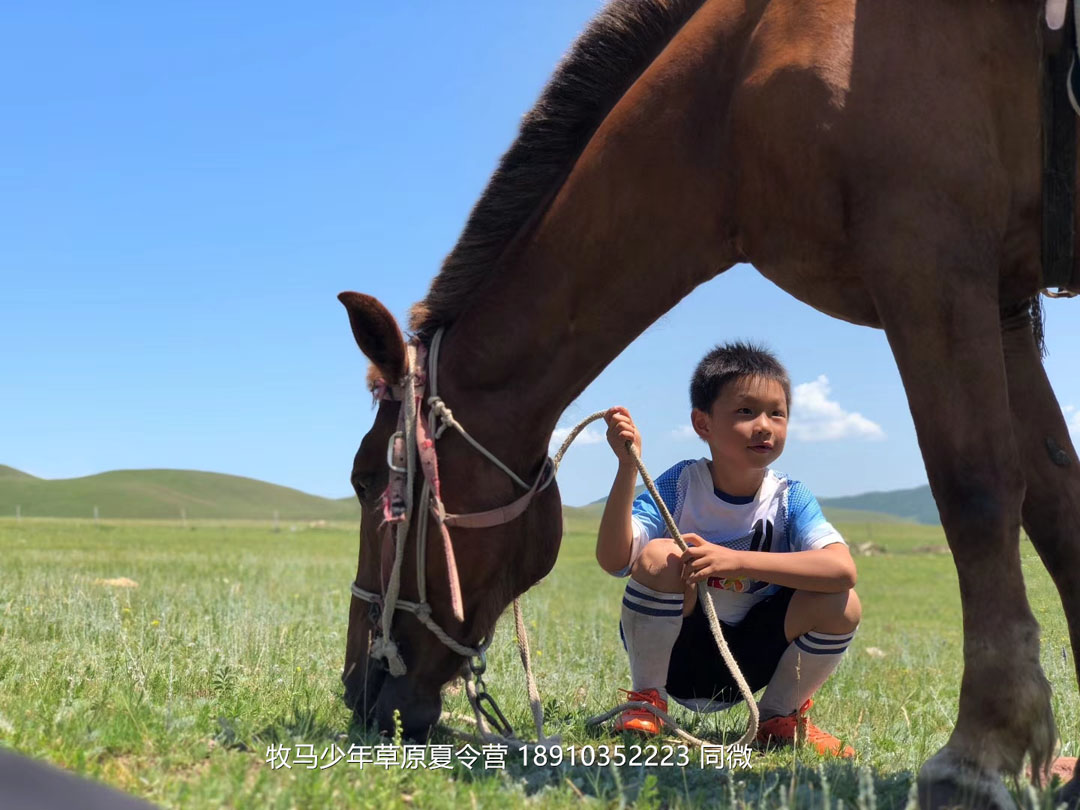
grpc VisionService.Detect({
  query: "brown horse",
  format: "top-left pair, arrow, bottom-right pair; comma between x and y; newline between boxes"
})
340,1 -> 1080,807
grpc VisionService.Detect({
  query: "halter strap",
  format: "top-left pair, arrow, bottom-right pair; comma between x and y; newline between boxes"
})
443,458 -> 556,528
358,327 -> 555,675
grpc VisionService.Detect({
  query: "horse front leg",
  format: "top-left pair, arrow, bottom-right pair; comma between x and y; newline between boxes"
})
1002,304 -> 1080,805
862,234 -> 1054,810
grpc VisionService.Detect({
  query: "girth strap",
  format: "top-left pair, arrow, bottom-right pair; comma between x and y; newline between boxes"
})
1043,0 -> 1080,295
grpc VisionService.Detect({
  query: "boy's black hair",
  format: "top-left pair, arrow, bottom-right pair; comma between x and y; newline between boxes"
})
690,341 -> 792,413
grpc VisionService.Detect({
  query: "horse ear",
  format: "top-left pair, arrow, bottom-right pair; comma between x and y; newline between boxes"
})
338,292 -> 407,382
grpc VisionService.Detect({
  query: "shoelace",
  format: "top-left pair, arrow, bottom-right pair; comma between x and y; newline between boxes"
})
619,688 -> 664,707
802,719 -> 838,744
794,701 -> 848,749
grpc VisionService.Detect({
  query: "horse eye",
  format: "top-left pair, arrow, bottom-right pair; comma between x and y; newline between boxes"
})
352,472 -> 376,503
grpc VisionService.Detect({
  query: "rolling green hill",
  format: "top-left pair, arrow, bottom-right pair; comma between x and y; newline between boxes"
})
1,463 -> 938,525
573,482 -> 934,525
0,465 -> 38,480
0,466 -> 359,521
819,484 -> 938,525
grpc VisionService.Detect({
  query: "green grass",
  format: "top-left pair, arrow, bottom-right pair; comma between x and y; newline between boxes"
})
0,516 -> 1076,809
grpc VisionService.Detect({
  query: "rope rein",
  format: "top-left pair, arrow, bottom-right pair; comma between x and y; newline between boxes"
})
552,412 -> 759,748
368,344 -> 418,677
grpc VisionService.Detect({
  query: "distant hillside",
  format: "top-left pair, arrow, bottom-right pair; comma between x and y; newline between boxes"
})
0,465 -> 38,480
2,462 -> 936,525
819,485 -> 938,525
0,466 -> 359,521
573,482 -> 935,525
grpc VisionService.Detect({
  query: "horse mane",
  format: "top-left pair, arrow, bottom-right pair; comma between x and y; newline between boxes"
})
408,0 -> 709,341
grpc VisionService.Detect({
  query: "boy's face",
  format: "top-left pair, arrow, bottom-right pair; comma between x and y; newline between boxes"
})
691,375 -> 788,474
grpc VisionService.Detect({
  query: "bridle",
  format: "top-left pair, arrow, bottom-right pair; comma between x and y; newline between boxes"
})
348,327 -> 556,677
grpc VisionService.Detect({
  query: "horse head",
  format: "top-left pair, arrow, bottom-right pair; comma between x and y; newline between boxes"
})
337,292 -> 563,741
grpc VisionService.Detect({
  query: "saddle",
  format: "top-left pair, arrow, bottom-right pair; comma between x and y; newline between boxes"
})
1043,0 -> 1080,295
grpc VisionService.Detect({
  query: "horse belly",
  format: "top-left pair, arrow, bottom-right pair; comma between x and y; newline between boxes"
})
727,0 -> 1043,322
727,0 -> 879,326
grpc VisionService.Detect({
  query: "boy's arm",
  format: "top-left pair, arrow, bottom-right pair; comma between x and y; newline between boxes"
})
595,462 -> 639,575
595,406 -> 645,575
736,542 -> 856,592
681,537 -> 856,592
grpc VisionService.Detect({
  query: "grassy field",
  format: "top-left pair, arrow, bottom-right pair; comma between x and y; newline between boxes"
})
0,515 -> 1076,809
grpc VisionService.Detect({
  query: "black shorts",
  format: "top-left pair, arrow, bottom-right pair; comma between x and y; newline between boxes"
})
664,588 -> 794,706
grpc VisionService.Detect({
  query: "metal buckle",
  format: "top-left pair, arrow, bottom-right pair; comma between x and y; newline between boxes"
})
469,650 -> 487,677
474,683 -> 514,739
386,431 -> 407,472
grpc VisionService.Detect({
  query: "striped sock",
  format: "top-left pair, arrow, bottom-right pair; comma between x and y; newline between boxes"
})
757,629 -> 856,719
619,579 -> 684,702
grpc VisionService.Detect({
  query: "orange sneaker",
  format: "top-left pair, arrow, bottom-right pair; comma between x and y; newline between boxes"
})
613,688 -> 667,735
755,699 -> 855,758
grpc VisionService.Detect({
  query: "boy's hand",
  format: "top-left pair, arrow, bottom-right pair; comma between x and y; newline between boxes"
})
680,534 -> 744,584
603,406 -> 641,467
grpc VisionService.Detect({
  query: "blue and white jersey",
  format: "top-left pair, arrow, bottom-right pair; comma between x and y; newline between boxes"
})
611,458 -> 845,624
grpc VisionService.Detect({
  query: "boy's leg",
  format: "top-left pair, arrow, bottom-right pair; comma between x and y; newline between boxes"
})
621,539 -> 687,701
758,588 -> 861,717
755,588 -> 861,755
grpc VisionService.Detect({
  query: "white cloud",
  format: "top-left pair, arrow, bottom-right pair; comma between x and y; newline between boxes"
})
670,425 -> 698,441
789,375 -> 885,442
1065,405 -> 1080,433
549,425 -> 604,453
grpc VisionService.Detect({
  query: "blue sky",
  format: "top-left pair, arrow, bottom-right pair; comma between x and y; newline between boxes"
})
3,1 -> 1079,507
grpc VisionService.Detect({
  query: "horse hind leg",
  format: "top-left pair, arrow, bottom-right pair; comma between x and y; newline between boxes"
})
1002,302 -> 1080,806
859,213 -> 1054,810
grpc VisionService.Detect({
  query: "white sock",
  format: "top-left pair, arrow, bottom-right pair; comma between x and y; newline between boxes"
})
757,629 -> 856,719
619,578 -> 684,702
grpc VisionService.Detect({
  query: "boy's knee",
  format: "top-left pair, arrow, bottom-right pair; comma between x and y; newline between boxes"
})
629,538 -> 684,592
844,588 -> 862,627
821,588 -> 861,633
786,588 -> 861,638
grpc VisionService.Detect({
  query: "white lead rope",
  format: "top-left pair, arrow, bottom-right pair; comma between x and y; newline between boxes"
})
551,412 -> 759,748
441,412 -> 758,749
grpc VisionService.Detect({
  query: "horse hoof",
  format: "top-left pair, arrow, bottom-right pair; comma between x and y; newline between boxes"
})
918,749 -> 1015,810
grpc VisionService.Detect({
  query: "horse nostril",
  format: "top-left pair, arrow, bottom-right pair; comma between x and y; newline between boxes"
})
343,660 -> 386,724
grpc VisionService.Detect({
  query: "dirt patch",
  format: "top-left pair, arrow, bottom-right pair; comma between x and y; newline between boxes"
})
93,577 -> 140,588
1029,756 -> 1076,784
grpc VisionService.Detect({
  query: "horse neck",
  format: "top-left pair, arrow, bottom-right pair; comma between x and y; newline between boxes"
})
441,223 -> 727,425
436,1 -> 751,470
